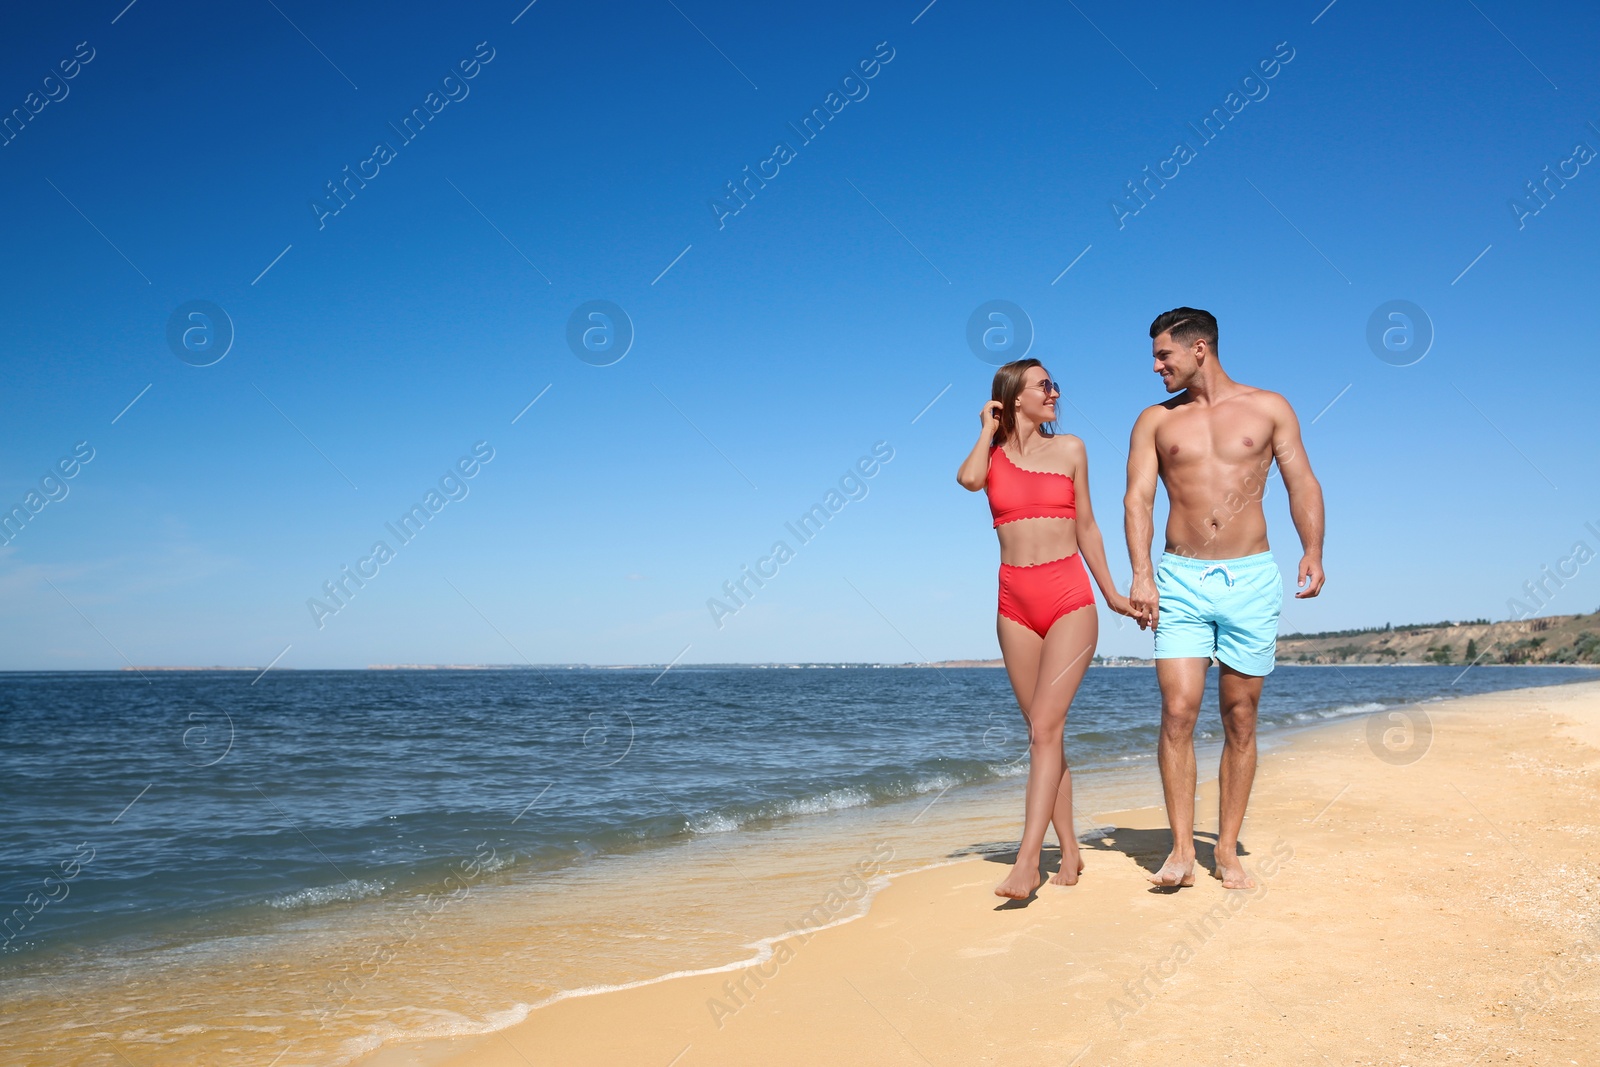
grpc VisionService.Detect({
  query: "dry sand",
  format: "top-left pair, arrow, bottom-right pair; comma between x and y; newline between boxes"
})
361,681 -> 1600,1066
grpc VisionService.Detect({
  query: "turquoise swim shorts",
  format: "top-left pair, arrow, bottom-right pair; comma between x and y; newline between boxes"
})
1153,551 -> 1283,676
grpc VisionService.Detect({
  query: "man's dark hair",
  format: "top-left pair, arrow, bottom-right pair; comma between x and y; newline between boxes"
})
1149,307 -> 1218,352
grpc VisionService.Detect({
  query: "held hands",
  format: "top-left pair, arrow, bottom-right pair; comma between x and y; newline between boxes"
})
1104,591 -> 1139,620
1128,574 -> 1159,631
1296,555 -> 1326,598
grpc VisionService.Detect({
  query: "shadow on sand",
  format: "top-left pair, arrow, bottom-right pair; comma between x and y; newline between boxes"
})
951,827 -> 1250,908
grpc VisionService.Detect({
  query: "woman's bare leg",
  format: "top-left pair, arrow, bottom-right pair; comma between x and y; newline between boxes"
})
996,618 -> 1086,858
1040,607 -> 1097,886
994,606 -> 1098,898
996,615 -> 1043,897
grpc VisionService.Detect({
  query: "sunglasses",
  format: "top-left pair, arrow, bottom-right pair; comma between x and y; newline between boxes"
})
1031,379 -> 1061,397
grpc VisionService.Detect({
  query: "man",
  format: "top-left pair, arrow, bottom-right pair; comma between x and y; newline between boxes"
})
1124,307 -> 1325,889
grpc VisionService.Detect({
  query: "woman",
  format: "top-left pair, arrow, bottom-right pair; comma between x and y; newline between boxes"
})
957,358 -> 1133,899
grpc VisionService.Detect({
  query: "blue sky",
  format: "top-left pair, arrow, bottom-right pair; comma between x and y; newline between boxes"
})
1,0 -> 1596,668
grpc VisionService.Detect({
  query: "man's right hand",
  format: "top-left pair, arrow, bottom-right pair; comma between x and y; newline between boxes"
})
1129,574 -> 1159,631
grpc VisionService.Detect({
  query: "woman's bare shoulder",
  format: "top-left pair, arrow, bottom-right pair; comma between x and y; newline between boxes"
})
1051,433 -> 1086,456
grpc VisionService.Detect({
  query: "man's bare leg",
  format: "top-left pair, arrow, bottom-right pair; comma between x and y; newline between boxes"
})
994,608 -> 1097,898
1151,657 -> 1209,886
1215,664 -> 1263,889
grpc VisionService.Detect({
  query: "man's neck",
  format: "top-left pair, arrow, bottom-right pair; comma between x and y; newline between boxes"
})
1184,363 -> 1236,405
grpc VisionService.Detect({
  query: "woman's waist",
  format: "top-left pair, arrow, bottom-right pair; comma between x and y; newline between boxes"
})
996,519 -> 1080,567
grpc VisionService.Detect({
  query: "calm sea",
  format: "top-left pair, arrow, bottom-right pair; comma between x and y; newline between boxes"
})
3,664 -> 1592,958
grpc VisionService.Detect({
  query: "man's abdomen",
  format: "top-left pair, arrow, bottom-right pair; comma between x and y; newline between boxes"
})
1163,499 -> 1271,560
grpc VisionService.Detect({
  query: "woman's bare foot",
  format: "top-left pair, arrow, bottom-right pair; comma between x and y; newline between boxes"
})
1212,850 -> 1256,889
994,863 -> 1042,899
1048,851 -> 1085,886
1147,853 -> 1195,887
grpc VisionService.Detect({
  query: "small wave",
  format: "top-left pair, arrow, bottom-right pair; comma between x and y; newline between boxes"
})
903,771 -> 963,795
685,812 -> 741,834
687,788 -> 875,834
1328,701 -> 1387,717
1269,701 -> 1389,727
774,788 -> 874,817
264,879 -> 386,910
473,852 -> 516,875
680,767 -> 1007,838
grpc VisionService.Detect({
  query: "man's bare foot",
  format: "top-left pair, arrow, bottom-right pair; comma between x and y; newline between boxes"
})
1213,852 -> 1256,890
1048,853 -> 1085,886
1147,854 -> 1195,887
994,863 -> 1042,899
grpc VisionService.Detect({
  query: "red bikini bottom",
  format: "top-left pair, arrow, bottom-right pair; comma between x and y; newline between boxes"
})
998,553 -> 1095,637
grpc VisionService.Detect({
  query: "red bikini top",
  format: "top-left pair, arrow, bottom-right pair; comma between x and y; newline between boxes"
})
985,446 -> 1076,527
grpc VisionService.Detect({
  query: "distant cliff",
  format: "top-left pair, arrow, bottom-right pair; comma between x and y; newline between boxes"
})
1277,611 -> 1600,666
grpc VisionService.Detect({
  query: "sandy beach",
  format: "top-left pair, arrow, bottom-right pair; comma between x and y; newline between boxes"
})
358,679 -> 1600,1067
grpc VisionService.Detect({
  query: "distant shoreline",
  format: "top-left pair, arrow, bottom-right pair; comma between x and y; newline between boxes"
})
83,659 -> 1597,673
66,612 -> 1595,673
